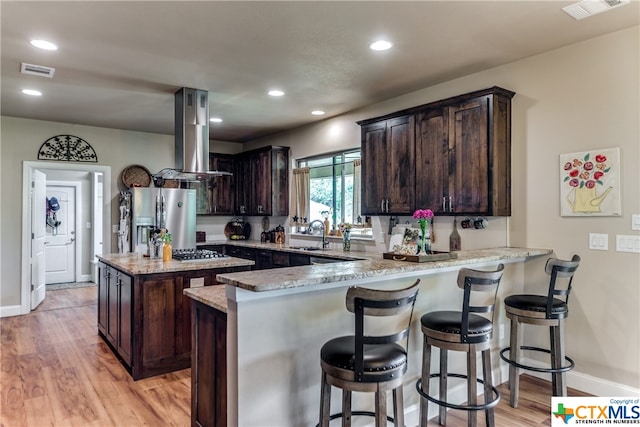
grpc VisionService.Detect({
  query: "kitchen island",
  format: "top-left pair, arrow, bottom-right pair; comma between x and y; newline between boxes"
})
96,253 -> 253,380
183,245 -> 552,427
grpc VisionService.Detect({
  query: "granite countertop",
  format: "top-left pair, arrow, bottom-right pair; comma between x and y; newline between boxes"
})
183,285 -> 228,313
215,246 -> 552,292
97,252 -> 254,276
199,239 -> 367,261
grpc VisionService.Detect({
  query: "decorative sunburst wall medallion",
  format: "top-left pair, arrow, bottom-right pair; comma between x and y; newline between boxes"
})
37,134 -> 98,162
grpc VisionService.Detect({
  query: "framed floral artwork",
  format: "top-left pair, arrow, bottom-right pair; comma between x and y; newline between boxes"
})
560,147 -> 621,216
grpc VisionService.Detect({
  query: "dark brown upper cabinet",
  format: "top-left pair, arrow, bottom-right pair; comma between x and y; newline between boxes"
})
235,146 -> 289,217
359,86 -> 514,216
209,153 -> 235,215
360,115 -> 415,215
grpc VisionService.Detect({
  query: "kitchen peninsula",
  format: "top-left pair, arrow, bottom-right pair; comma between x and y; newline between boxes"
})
183,245 -> 552,427
96,253 -> 253,380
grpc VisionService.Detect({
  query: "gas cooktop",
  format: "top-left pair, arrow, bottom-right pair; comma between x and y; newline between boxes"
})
171,248 -> 228,261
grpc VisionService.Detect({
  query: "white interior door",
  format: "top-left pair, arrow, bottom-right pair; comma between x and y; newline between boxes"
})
45,185 -> 76,284
31,170 -> 47,310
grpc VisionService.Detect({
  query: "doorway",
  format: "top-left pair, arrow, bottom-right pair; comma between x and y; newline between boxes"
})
21,161 -> 111,314
45,183 -> 79,285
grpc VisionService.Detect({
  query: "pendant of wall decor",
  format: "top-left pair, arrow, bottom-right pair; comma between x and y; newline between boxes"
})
37,134 -> 98,162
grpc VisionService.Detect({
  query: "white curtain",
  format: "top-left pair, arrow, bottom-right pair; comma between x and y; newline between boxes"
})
353,159 -> 362,223
291,167 -> 310,223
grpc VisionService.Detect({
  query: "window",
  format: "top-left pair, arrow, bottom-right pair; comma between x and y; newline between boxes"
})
298,150 -> 361,226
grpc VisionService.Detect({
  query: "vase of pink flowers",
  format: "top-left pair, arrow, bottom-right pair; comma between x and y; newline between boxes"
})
413,209 -> 434,255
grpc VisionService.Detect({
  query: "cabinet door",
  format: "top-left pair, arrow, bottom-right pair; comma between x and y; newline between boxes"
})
271,148 -> 289,216
361,121 -> 388,214
97,262 -> 109,335
117,272 -> 133,365
252,150 -> 272,215
234,156 -> 252,215
385,116 -> 415,214
448,96 -> 490,214
255,250 -> 273,270
210,154 -> 235,215
415,108 -> 449,213
106,267 -> 119,347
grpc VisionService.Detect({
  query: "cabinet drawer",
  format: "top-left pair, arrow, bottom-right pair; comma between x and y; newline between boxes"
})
272,252 -> 290,267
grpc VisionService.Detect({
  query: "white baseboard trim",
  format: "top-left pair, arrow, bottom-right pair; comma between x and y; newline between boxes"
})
402,359 -> 639,426
519,357 -> 640,397
0,305 -> 23,318
78,274 -> 92,282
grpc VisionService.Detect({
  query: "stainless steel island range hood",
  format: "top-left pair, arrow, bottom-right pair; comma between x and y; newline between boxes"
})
156,87 -> 231,181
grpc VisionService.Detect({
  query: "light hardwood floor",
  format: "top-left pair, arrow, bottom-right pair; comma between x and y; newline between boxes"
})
1,286 -> 589,426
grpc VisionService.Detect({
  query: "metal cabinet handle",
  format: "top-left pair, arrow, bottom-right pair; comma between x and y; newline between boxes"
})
381,199 -> 385,212
385,199 -> 390,213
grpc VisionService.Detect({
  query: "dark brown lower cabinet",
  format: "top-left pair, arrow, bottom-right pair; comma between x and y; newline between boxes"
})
97,262 -> 249,380
191,299 -> 227,427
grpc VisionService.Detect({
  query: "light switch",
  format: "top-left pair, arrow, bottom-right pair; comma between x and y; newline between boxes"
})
632,214 -> 640,231
616,235 -> 640,253
190,277 -> 205,288
589,233 -> 608,251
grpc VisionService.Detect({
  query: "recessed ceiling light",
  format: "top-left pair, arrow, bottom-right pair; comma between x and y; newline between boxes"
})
210,117 -> 223,123
30,39 -> 58,51
22,89 -> 42,96
311,110 -> 325,116
268,90 -> 285,97
370,40 -> 393,51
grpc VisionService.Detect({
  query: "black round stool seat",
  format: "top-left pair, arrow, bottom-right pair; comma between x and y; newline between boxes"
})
504,294 -> 568,319
421,311 -> 493,340
321,336 -> 407,381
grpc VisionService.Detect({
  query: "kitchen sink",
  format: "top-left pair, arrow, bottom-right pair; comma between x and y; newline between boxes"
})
289,246 -> 322,251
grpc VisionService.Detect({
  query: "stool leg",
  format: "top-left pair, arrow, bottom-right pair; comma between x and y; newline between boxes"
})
393,385 -> 404,427
467,350 -> 477,427
320,371 -> 331,427
508,316 -> 521,408
439,348 -> 448,425
420,335 -> 432,427
551,322 -> 567,397
482,349 -> 495,427
342,390 -> 351,427
375,383 -> 387,427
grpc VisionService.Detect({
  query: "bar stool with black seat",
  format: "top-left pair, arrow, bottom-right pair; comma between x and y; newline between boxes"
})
416,264 -> 504,427
499,255 -> 580,408
318,279 -> 420,427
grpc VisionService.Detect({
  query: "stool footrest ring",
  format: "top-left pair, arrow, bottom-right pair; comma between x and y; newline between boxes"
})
416,373 -> 500,412
315,411 -> 396,427
499,346 -> 575,373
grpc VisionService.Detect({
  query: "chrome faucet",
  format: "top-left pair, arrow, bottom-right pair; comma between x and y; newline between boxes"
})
308,220 -> 329,249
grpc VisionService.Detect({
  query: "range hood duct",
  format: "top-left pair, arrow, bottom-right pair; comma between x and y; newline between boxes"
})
156,87 -> 231,181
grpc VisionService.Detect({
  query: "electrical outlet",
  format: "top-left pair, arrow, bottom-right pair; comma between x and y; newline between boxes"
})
112,224 -> 119,234
588,233 -> 608,250
616,235 -> 640,253
632,214 -> 640,231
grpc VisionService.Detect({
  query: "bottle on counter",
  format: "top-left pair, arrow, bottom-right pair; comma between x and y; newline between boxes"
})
449,219 -> 461,252
162,232 -> 173,261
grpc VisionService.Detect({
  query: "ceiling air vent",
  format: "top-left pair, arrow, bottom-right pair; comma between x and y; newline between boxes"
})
562,0 -> 629,20
20,62 -> 56,78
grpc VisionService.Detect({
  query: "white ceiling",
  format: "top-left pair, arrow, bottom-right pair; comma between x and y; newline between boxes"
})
1,1 -> 638,143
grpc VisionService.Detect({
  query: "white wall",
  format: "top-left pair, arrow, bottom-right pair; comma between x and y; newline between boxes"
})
243,27 -> 640,389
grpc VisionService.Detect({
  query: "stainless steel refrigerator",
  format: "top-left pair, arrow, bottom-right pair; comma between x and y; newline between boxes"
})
130,187 -> 196,254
